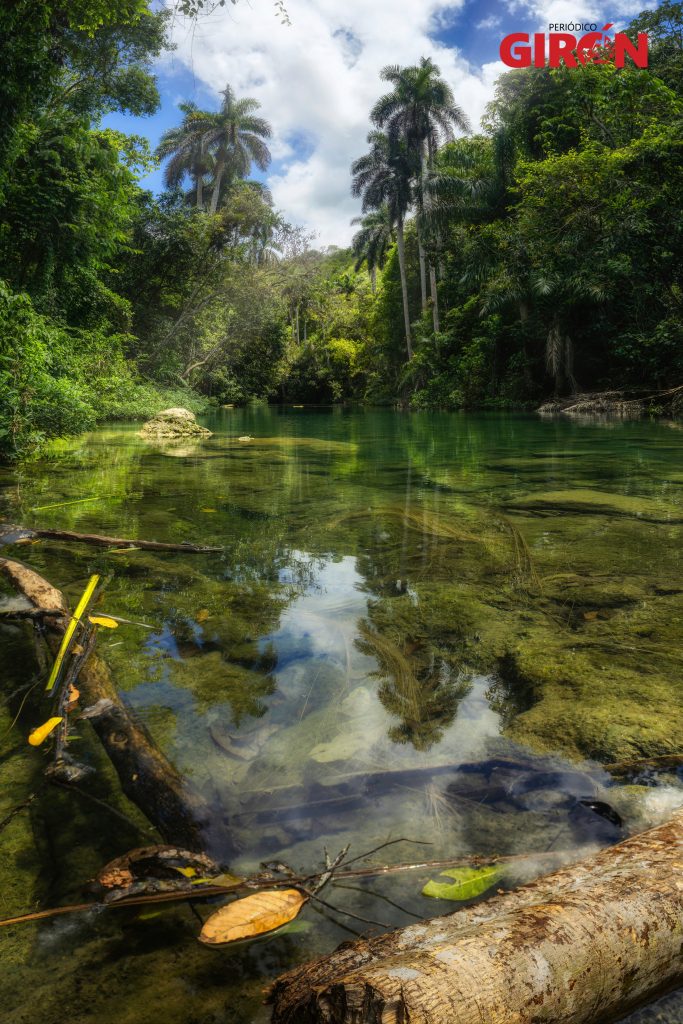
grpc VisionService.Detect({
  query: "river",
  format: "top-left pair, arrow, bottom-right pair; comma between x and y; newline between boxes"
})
1,407 -> 682,1023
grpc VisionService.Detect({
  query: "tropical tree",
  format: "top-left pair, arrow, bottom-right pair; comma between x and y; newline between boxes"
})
351,205 -> 393,293
371,57 -> 470,330
156,102 -> 213,208
351,131 -> 416,358
155,85 -> 272,214
202,85 -> 272,214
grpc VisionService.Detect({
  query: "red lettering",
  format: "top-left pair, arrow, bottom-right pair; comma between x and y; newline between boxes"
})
548,33 -> 578,67
533,33 -> 545,67
576,32 -> 603,64
615,32 -> 649,67
500,33 -> 531,68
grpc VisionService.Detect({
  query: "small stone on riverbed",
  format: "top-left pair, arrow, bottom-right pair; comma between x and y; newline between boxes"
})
139,408 -> 212,440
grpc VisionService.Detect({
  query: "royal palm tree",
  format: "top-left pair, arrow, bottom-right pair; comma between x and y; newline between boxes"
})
155,102 -> 213,208
371,57 -> 470,331
351,131 -> 416,358
351,205 -> 393,293
202,85 -> 272,214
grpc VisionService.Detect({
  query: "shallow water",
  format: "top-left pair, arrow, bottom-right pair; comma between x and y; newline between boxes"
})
1,407 -> 682,1023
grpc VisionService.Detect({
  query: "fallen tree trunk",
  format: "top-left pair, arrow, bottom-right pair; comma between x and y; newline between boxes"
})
0,556 -> 231,858
270,810 -> 683,1024
0,523 -> 222,552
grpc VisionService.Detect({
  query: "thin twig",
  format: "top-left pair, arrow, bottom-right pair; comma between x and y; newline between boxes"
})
51,781 -> 156,836
332,881 -> 424,920
0,792 -> 38,834
300,887 -> 391,930
341,837 -> 433,869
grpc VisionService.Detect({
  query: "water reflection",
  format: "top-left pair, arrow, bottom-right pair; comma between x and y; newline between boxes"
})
1,408 -> 682,1024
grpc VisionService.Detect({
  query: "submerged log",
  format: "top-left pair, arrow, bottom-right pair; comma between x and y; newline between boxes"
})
270,810 -> 683,1024
0,523 -> 222,553
0,556 -> 230,858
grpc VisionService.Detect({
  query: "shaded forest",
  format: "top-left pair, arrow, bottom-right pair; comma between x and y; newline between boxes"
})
0,1 -> 682,459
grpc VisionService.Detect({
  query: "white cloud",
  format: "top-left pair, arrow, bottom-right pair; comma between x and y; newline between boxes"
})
515,0 -> 643,30
476,15 -> 502,29
163,0 -> 505,245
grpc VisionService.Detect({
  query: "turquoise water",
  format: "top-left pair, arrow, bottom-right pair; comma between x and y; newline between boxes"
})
1,407 -> 682,1023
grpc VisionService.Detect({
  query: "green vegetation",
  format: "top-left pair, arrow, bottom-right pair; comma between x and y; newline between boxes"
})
1,2 -> 682,461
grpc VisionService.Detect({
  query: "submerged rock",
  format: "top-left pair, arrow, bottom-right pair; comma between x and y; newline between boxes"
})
139,407 -> 212,441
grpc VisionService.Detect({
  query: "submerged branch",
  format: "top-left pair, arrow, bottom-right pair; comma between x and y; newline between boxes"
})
0,849 -> 568,930
1,524 -> 222,553
0,556 -> 231,857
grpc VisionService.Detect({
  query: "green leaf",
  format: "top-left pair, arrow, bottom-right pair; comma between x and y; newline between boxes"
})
421,865 -> 501,901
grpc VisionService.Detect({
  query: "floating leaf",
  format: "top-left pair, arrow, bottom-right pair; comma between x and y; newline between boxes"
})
195,609 -> 211,623
28,717 -> 63,746
89,614 -> 119,629
174,866 -> 197,878
108,547 -> 140,554
201,508 -> 217,513
211,871 -> 245,888
45,574 -> 100,693
422,865 -> 501,902
199,888 -> 306,946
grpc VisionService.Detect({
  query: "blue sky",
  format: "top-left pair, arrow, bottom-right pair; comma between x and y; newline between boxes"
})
105,0 -> 648,244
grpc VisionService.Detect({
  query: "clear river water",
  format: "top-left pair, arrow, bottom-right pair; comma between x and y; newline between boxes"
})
1,407 -> 682,1023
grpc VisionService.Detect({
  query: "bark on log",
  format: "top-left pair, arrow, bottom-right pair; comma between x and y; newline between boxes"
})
1,523 -> 222,553
0,556 -> 231,859
270,810 -> 683,1024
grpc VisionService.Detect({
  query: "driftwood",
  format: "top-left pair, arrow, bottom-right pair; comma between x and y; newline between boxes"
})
1,523 -> 221,553
270,810 -> 683,1024
0,557 -> 230,857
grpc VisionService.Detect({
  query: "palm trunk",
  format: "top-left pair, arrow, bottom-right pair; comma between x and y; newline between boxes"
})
417,231 -> 427,310
429,263 -> 439,333
209,158 -> 225,215
424,141 -> 441,334
196,175 -> 203,209
418,151 -> 428,311
395,216 -> 413,360
370,265 -> 377,294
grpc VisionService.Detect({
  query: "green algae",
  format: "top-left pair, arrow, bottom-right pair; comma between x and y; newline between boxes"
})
506,487 -> 683,523
1,408 -> 682,1024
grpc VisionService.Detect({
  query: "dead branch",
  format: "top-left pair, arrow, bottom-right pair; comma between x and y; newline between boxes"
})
1,524 -> 222,553
0,556 -> 231,857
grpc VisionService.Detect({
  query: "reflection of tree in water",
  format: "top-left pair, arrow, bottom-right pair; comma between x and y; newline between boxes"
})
357,617 -> 471,752
348,492 -> 477,751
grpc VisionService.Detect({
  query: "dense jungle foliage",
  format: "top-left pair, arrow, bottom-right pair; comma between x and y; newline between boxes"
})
0,1 -> 681,459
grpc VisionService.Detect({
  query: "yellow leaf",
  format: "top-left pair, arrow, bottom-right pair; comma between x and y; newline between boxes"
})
45,575 -> 100,693
89,615 -> 119,629
28,717 -> 63,746
174,866 -> 197,878
199,888 -> 306,946
195,609 -> 210,623
201,508 -> 217,513
66,685 -> 80,712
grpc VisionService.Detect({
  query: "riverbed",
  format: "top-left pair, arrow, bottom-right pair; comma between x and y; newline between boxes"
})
1,407 -> 682,1023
